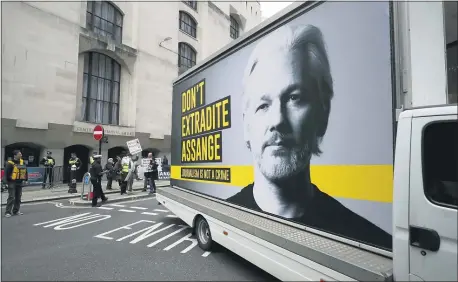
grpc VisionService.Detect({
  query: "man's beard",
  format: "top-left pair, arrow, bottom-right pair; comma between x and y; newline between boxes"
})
255,146 -> 311,181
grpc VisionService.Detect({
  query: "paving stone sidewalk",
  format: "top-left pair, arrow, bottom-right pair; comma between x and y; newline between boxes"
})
1,180 -> 170,205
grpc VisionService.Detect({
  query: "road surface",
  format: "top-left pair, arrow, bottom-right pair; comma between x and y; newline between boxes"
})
1,197 -> 278,281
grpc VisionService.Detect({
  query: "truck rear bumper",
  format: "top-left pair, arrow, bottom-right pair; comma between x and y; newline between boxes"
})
157,186 -> 394,281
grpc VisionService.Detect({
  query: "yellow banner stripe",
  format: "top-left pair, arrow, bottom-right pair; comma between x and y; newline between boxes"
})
171,165 -> 393,203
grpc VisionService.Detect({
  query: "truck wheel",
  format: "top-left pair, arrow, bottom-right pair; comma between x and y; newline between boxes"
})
195,216 -> 212,251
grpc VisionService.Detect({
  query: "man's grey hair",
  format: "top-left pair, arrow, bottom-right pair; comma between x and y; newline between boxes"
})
241,24 -> 334,155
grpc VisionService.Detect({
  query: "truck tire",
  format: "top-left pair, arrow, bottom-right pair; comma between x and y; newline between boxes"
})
195,216 -> 212,251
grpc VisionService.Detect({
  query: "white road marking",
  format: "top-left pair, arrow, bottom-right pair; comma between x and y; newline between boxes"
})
147,226 -> 188,247
109,204 -> 125,208
130,206 -> 148,210
35,213 -> 92,226
35,213 -> 111,230
124,223 -> 175,244
119,209 -> 136,213
95,220 -> 153,240
163,233 -> 197,254
97,207 -> 114,210
154,209 -> 169,213
47,196 -> 157,210
202,251 -> 211,257
166,215 -> 178,218
141,212 -> 158,216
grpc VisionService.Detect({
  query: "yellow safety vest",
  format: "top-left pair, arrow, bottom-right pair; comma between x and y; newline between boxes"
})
69,159 -> 78,165
46,158 -> 54,166
8,159 -> 27,180
90,157 -> 94,165
122,163 -> 129,173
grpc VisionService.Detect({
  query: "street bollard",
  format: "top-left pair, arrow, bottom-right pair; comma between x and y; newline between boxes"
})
81,172 -> 93,200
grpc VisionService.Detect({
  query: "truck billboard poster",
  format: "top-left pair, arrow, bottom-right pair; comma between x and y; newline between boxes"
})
171,1 -> 394,250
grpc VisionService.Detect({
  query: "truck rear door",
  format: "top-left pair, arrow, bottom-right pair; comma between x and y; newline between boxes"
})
408,113 -> 458,281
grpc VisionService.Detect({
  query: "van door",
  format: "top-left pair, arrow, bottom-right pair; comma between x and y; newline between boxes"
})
408,115 -> 458,281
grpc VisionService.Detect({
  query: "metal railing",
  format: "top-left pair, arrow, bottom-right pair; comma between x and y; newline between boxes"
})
18,165 -> 64,187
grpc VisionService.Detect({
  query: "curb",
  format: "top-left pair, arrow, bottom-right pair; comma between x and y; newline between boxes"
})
1,184 -> 169,206
68,192 -> 154,206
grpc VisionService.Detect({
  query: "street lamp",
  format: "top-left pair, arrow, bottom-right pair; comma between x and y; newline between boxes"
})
159,37 -> 172,47
158,37 -> 179,55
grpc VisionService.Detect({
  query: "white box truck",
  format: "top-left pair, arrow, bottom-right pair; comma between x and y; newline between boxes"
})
157,1 -> 457,281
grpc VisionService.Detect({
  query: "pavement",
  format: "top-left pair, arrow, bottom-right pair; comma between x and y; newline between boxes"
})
1,198 -> 278,281
1,180 -> 170,205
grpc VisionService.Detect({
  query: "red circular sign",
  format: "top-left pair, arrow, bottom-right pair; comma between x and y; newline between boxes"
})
93,125 -> 104,141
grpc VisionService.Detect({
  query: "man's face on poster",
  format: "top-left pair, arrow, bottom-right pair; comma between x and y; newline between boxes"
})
243,50 -> 321,181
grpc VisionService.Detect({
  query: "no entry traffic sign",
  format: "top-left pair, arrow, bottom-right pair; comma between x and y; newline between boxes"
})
93,125 -> 104,141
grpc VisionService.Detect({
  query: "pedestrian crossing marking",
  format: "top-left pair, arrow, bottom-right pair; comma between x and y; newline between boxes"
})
119,209 -> 136,213
109,204 -> 125,208
141,212 -> 158,216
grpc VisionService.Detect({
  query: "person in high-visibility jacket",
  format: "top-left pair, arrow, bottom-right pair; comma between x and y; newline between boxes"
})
119,152 -> 133,195
3,150 -> 28,217
40,151 -> 55,189
89,151 -> 97,166
68,152 -> 81,190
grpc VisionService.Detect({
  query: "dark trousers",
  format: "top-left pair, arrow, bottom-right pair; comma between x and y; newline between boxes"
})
42,167 -> 53,187
68,170 -> 77,187
5,182 -> 23,215
120,173 -> 128,194
90,178 -> 106,206
144,177 -> 156,193
106,177 -> 113,189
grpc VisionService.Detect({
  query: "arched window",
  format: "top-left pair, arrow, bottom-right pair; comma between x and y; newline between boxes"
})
230,16 -> 239,39
178,43 -> 196,72
82,52 -> 120,125
86,1 -> 123,44
179,11 -> 197,38
182,1 -> 197,11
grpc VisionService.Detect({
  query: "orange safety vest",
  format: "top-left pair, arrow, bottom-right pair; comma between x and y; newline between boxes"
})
8,159 -> 27,180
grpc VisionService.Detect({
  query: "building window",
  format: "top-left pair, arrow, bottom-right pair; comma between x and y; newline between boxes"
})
182,1 -> 197,11
82,52 -> 120,125
422,120 -> 458,208
178,42 -> 196,72
86,1 -> 123,44
230,16 -> 239,39
179,11 -> 197,38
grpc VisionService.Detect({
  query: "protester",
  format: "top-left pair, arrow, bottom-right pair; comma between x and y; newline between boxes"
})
143,152 -> 158,193
113,155 -> 122,188
105,158 -> 115,190
119,152 -> 133,195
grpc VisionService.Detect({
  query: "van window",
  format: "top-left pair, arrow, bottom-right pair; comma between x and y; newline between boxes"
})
422,120 -> 458,208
